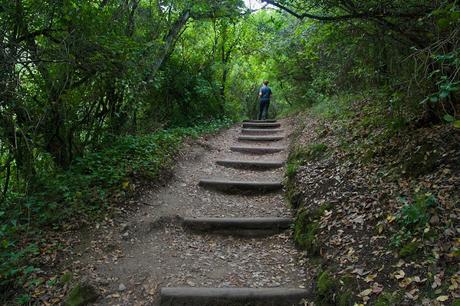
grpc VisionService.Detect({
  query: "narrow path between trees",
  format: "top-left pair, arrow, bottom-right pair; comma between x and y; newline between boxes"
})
73,119 -> 309,305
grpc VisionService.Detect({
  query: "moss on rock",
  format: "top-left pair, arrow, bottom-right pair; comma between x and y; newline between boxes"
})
293,203 -> 333,254
286,187 -> 303,209
294,210 -> 319,254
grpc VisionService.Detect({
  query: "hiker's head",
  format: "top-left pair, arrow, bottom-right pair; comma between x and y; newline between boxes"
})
263,80 -> 269,86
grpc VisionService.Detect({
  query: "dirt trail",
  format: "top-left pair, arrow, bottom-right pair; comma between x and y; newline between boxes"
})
74,119 -> 307,305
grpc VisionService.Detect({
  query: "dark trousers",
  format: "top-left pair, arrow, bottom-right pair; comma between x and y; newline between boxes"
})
258,100 -> 270,120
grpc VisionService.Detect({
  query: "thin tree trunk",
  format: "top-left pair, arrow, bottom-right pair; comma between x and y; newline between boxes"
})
149,10 -> 191,79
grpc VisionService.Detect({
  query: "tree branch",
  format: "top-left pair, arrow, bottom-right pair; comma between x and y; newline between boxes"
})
262,0 -> 430,21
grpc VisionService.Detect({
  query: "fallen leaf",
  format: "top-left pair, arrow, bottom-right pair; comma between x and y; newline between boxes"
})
358,288 -> 373,297
436,295 -> 449,302
365,274 -> 377,283
394,270 -> 405,280
372,282 -> 384,294
386,215 -> 396,223
399,277 -> 413,288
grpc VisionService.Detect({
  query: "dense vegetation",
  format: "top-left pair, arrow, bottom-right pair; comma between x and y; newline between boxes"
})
1,0 -> 459,303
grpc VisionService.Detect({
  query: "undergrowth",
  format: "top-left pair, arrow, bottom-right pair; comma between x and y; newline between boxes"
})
0,118 -> 232,301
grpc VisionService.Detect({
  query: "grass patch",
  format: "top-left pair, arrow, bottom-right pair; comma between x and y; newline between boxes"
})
286,162 -> 300,180
317,271 -> 336,300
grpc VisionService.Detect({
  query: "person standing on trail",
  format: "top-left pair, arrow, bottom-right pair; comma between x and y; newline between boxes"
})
258,80 -> 272,120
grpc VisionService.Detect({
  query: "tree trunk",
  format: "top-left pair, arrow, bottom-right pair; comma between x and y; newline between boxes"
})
149,10 -> 191,79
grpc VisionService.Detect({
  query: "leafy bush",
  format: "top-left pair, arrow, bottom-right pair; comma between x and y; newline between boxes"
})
391,193 -> 438,248
396,193 -> 437,229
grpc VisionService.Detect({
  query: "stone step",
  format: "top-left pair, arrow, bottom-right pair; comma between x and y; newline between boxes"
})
182,217 -> 292,235
242,122 -> 281,129
238,135 -> 284,142
160,287 -> 310,306
198,179 -> 282,193
241,128 -> 284,135
230,146 -> 286,154
215,159 -> 284,170
243,119 -> 277,123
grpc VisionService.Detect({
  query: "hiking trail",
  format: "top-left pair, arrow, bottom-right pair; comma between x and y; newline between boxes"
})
74,119 -> 309,305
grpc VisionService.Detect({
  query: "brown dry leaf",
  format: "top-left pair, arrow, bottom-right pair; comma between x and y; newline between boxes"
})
405,292 -> 416,300
372,282 -> 384,294
386,215 -> 396,223
395,260 -> 405,268
432,273 -> 443,289
358,288 -> 373,297
365,274 -> 377,283
352,268 -> 365,276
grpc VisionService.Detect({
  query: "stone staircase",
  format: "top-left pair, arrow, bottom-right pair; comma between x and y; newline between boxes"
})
159,119 -> 309,306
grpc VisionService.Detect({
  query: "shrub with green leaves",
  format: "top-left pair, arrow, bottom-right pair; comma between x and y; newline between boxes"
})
391,193 -> 438,249
396,193 -> 437,229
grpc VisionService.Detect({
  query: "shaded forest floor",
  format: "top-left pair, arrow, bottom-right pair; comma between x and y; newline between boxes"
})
287,98 -> 460,305
9,120 -> 308,305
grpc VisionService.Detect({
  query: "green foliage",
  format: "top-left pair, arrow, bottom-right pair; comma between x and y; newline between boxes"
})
316,271 -> 338,305
294,210 -> 320,254
0,244 -> 39,287
317,271 -> 335,296
311,95 -> 354,120
396,193 -> 437,229
1,0 -> 459,302
286,162 -> 299,180
391,193 -> 437,249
